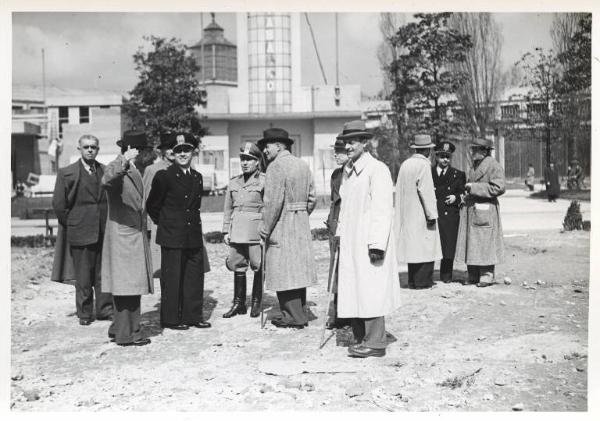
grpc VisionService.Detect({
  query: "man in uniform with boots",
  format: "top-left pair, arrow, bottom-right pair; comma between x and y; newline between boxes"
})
432,141 -> 466,283
52,134 -> 113,325
221,142 -> 265,319
395,134 -> 442,289
258,128 -> 317,329
147,133 -> 211,330
325,138 -> 351,330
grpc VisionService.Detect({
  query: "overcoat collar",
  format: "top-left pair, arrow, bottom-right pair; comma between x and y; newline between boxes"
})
412,153 -> 432,165
126,163 -> 144,197
346,151 -> 372,177
274,149 -> 291,162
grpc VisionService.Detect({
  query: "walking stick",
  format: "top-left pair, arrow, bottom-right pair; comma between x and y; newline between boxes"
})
319,246 -> 339,349
260,242 -> 267,329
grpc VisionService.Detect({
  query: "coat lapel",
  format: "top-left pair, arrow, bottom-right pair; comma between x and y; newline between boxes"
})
470,157 -> 492,182
126,165 -> 144,199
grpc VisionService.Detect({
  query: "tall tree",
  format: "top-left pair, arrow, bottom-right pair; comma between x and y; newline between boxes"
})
551,13 -> 587,64
516,48 -> 562,168
450,13 -> 505,136
377,13 -> 407,99
125,36 -> 207,143
389,13 -> 473,146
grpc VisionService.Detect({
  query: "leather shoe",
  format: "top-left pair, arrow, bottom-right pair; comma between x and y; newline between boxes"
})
79,319 -> 92,326
348,344 -> 386,358
118,338 -> 151,347
271,319 -> 306,329
162,324 -> 189,330
186,321 -> 212,328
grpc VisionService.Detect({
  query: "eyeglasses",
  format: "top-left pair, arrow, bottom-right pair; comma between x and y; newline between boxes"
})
81,145 -> 98,150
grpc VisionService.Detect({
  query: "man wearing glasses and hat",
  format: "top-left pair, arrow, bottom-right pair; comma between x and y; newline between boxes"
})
395,134 -> 442,289
432,141 -> 466,283
335,120 -> 400,358
147,133 -> 211,330
455,137 -> 506,287
258,128 -> 317,329
221,142 -> 266,319
101,130 -> 157,346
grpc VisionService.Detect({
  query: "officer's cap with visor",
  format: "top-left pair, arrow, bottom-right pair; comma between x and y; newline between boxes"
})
172,133 -> 199,153
239,142 -> 262,161
434,141 -> 456,157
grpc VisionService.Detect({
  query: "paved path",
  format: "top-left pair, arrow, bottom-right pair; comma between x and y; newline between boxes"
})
10,189 -> 591,237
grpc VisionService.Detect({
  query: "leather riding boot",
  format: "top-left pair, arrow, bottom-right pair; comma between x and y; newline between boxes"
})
223,272 -> 247,318
250,271 -> 262,318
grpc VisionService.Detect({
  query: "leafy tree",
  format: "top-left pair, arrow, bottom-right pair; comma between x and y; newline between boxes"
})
389,13 -> 473,147
125,36 -> 207,143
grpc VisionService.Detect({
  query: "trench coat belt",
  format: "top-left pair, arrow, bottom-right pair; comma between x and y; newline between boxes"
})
233,202 -> 263,213
286,201 -> 308,212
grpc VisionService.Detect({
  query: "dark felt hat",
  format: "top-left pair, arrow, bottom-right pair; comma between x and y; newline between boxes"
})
434,141 -> 456,154
336,120 -> 373,141
331,138 -> 347,152
470,137 -> 494,149
158,132 -> 177,149
116,130 -> 153,149
257,128 -> 294,149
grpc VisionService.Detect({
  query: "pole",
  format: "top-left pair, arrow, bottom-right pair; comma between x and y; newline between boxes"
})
200,13 -> 206,88
335,13 -> 339,86
319,246 -> 339,349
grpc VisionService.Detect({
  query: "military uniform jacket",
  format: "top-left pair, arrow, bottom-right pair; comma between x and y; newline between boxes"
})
222,170 -> 265,244
432,165 -> 466,258
146,165 -> 204,249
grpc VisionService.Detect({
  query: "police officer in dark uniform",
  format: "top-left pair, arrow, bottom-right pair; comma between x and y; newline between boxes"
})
146,132 -> 211,330
432,141 -> 466,283
221,142 -> 266,319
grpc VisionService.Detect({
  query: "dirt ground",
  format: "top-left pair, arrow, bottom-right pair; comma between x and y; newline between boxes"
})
10,229 -> 589,411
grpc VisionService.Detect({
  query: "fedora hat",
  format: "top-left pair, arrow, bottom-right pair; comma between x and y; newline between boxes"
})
410,134 -> 435,149
257,128 -> 294,149
331,138 -> 347,152
116,130 -> 153,149
158,132 -> 177,150
470,137 -> 494,149
336,120 -> 373,141
172,133 -> 199,152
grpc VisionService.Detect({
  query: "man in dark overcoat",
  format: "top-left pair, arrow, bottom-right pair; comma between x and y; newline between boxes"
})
431,141 -> 466,283
544,161 -> 560,202
258,128 -> 317,329
52,134 -> 113,325
147,133 -> 211,330
325,138 -> 350,329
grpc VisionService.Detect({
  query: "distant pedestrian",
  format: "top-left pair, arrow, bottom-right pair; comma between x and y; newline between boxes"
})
336,120 -> 401,358
147,133 -> 211,330
51,134 -> 113,325
395,134 -> 442,289
567,159 -> 584,191
545,161 -> 560,202
455,137 -> 506,287
325,138 -> 351,330
432,141 -> 466,283
101,130 -> 156,346
525,163 -> 535,191
258,128 -> 317,329
221,142 -> 265,319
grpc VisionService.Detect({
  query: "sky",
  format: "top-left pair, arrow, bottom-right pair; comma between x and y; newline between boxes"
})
11,12 -> 556,98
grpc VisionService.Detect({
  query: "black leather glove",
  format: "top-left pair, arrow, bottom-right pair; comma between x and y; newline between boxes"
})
369,248 -> 385,263
426,218 -> 436,227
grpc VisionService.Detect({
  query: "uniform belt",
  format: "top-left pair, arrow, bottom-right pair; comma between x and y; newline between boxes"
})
286,201 -> 308,211
233,203 -> 263,213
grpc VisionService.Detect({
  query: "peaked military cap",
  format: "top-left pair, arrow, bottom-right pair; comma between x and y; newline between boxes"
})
435,141 -> 456,154
158,132 -> 177,149
239,142 -> 262,160
172,132 -> 199,152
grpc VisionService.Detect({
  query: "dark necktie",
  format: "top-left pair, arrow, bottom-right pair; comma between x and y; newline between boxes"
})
89,165 -> 96,175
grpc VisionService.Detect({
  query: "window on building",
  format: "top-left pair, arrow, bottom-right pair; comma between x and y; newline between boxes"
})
79,106 -> 90,124
58,106 -> 69,137
501,104 -> 519,119
202,150 -> 225,170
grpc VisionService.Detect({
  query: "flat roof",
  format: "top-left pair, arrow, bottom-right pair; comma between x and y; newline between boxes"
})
201,110 -> 362,121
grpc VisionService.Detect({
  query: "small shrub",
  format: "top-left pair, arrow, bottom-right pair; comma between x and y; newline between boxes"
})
311,227 -> 330,241
11,235 -> 55,248
563,200 -> 584,231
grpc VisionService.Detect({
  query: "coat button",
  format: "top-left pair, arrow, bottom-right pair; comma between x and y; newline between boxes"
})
444,211 -> 448,215
185,195 -> 188,198
448,187 -> 451,190
187,222 -> 191,225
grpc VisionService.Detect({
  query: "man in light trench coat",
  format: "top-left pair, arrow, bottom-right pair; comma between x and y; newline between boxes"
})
101,130 -> 155,346
336,120 -> 401,358
395,134 -> 442,289
258,128 -> 317,329
454,137 -> 506,287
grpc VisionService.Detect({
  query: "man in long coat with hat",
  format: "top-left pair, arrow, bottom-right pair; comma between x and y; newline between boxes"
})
454,137 -> 505,287
258,128 -> 317,329
336,120 -> 401,358
432,141 -> 466,283
395,134 -> 442,289
544,161 -> 560,202
101,130 -> 156,346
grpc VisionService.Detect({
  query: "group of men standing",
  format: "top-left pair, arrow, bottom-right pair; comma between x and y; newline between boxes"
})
51,118 -> 506,357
